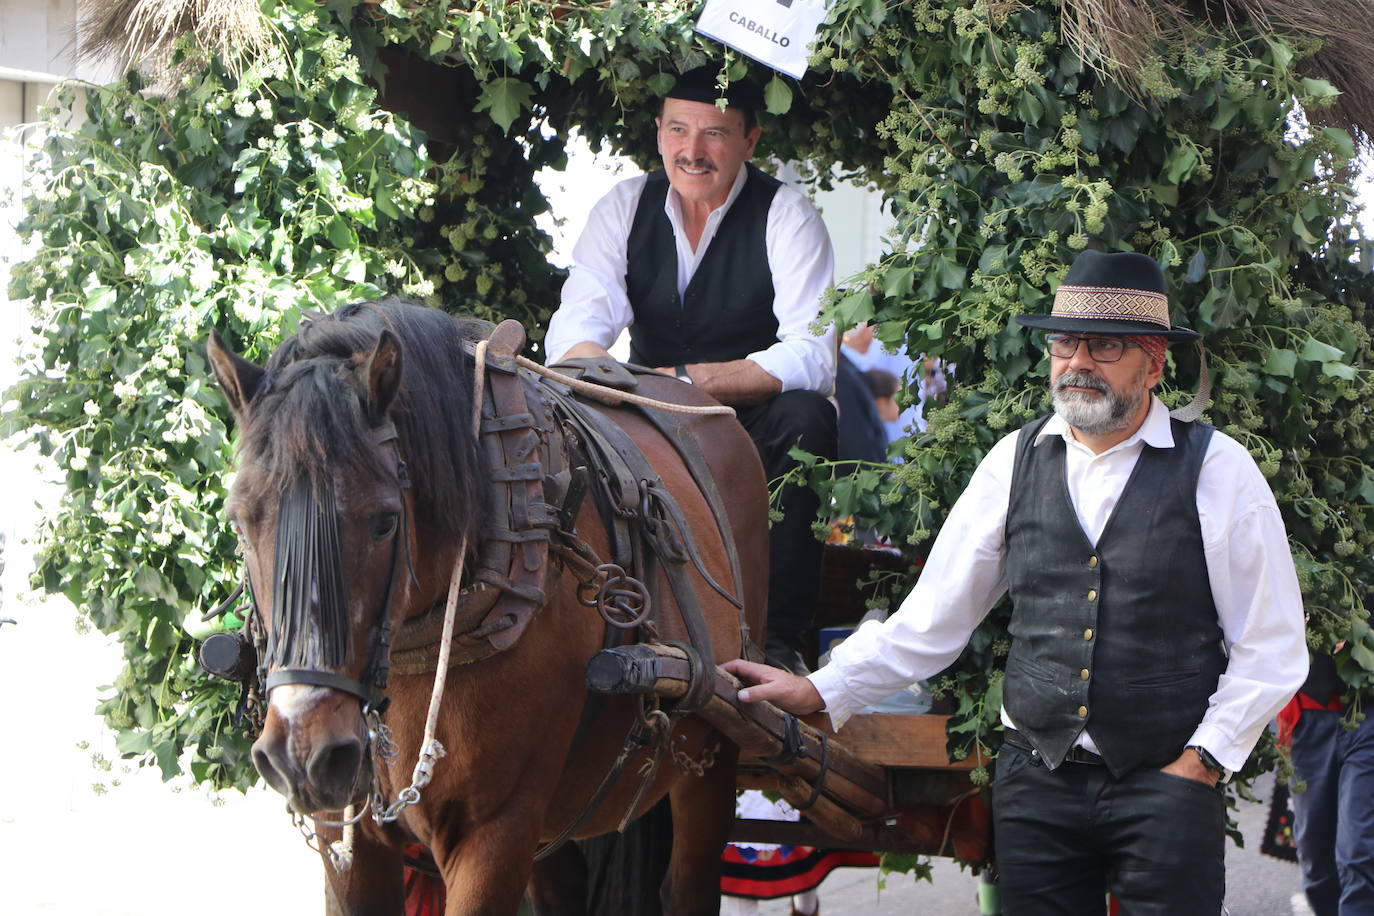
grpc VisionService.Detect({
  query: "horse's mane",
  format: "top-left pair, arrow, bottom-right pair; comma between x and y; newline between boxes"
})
239,298 -> 489,543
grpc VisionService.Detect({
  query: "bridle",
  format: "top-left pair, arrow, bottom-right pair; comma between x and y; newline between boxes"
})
253,419 -> 413,718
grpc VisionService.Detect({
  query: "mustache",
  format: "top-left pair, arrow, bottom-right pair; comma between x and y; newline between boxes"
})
1054,371 -> 1109,395
674,156 -> 717,172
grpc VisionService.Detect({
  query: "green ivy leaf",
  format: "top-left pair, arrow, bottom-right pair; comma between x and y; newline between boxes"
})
429,30 -> 454,56
1162,144 -> 1199,184
882,265 -> 914,298
1319,126 -> 1356,162
1185,249 -> 1207,283
1321,361 -> 1357,380
1299,77 -> 1340,104
936,256 -> 966,291
1351,639 -> 1374,674
474,77 -> 534,133
764,75 -> 793,115
1263,348 -> 1297,378
836,287 -> 875,327
1301,338 -> 1345,363
648,72 -> 676,96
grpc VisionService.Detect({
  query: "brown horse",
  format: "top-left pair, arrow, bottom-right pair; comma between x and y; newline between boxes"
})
207,298 -> 769,915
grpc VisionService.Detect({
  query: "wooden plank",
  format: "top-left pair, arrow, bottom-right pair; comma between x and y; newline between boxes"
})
795,713 -> 980,770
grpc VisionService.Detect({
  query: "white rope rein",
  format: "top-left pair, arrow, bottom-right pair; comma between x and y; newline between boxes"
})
377,341 -> 488,816
513,354 -> 735,417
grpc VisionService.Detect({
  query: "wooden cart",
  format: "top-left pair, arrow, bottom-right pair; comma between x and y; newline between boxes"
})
586,640 -> 991,865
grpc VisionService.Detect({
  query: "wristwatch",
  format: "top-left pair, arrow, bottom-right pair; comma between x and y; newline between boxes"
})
1188,744 -> 1226,779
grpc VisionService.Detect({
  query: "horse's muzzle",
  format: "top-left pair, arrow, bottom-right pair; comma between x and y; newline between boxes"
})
252,686 -> 373,814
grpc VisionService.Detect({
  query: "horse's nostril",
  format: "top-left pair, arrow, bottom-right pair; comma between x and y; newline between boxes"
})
252,743 -> 290,798
307,737 -> 364,794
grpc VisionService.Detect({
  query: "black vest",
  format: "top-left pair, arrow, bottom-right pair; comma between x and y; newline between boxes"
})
1003,415 -> 1226,777
625,164 -> 781,368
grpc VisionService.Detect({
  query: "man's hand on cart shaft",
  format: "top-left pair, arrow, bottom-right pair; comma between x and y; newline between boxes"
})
722,659 -> 824,714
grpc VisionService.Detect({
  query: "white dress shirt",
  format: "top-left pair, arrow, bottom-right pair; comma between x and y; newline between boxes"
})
809,397 -> 1308,774
544,164 -> 837,393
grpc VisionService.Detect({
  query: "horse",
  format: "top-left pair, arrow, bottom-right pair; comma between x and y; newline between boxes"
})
206,297 -> 770,915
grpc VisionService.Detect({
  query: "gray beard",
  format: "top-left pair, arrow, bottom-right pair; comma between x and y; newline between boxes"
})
1052,369 -> 1145,436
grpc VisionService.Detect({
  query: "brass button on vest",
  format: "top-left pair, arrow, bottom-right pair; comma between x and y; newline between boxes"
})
1088,555 -> 1099,568
1080,668 -> 1090,681
1077,705 -> 1088,717
1087,589 -> 1098,601
1083,628 -> 1094,640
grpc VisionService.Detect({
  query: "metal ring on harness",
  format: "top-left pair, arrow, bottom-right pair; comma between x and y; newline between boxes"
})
578,563 -> 652,629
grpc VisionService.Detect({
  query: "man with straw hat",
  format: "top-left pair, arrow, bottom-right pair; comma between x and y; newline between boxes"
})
726,249 -> 1308,913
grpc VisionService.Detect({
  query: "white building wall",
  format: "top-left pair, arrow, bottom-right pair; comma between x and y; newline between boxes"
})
810,178 -> 895,286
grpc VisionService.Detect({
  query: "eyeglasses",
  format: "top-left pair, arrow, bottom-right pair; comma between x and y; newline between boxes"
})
1044,334 -> 1141,363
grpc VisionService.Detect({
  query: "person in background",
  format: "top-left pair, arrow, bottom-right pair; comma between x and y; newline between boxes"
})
836,351 -> 889,465
720,790 -> 878,916
841,323 -> 946,436
1280,635 -> 1374,916
544,63 -> 837,676
862,368 -> 902,438
727,249 -> 1308,915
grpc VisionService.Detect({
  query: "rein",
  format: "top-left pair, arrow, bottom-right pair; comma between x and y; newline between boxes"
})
514,354 -> 736,417
364,339 -> 487,827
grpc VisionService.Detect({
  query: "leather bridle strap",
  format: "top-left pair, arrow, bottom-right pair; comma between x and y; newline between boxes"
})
265,668 -> 373,704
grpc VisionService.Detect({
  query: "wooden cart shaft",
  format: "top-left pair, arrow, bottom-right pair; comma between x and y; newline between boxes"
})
585,642 -> 992,861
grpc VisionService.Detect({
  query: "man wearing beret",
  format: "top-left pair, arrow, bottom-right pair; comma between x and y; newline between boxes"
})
726,250 -> 1309,913
545,64 -> 838,675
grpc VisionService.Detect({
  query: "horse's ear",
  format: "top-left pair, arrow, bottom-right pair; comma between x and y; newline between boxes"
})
207,330 -> 266,420
363,329 -> 403,423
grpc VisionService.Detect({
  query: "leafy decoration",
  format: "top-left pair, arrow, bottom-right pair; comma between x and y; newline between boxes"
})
6,2 -> 1374,852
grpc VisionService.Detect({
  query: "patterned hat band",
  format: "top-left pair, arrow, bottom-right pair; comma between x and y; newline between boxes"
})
1052,285 -> 1171,329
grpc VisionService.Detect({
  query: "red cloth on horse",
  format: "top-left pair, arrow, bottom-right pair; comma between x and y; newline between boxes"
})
404,845 -> 445,916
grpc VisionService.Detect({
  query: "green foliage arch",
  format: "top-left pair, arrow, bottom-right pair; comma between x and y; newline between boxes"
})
6,0 -> 1373,802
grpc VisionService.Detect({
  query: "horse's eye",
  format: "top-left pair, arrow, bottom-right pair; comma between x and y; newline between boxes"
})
371,513 -> 399,540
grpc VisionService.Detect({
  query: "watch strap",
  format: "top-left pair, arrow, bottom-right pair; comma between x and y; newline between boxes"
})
1188,744 -> 1225,776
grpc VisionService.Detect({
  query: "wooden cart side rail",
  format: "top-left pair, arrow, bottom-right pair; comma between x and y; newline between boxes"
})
795,711 -> 980,771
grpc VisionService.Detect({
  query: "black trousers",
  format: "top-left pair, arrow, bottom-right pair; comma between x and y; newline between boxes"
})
993,742 -> 1225,915
732,390 -> 837,646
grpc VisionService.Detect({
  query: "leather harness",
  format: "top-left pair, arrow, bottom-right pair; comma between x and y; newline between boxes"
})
208,321 -> 749,854
389,325 -> 747,700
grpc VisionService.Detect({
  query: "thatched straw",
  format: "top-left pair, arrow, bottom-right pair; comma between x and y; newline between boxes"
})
1060,0 -> 1374,146
73,0 -> 1374,142
78,0 -> 271,76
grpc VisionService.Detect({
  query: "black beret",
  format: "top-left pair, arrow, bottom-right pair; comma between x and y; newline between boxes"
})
664,64 -> 765,112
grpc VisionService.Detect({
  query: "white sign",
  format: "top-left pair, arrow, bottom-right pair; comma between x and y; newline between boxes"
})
695,0 -> 832,80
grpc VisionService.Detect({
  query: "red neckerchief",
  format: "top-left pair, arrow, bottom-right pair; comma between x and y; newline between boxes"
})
1277,691 -> 1345,747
